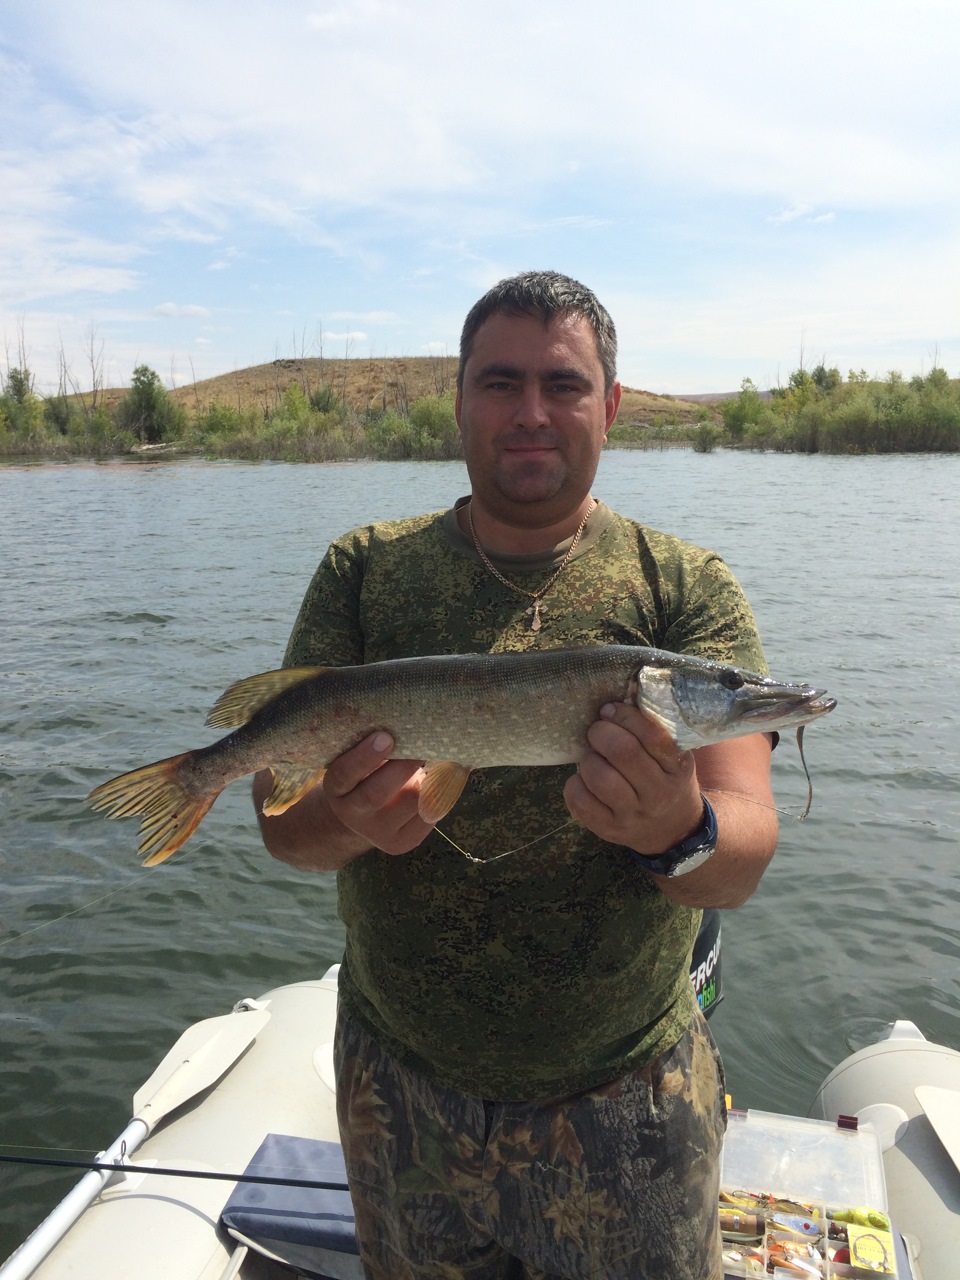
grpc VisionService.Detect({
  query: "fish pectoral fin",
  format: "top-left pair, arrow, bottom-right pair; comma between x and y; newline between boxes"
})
206,667 -> 329,729
262,763 -> 327,816
418,761 -> 472,824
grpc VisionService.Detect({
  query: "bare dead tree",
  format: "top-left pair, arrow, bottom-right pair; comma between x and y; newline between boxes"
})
316,320 -> 325,395
56,333 -> 69,399
86,324 -> 105,410
431,347 -> 450,396
391,363 -> 410,416
297,324 -> 310,395
188,356 -> 202,412
339,336 -> 352,404
16,318 -> 33,393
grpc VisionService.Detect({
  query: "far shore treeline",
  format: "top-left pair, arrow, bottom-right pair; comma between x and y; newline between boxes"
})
2,353 -> 959,462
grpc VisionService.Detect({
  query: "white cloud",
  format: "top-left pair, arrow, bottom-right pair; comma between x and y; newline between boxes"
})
306,0 -> 401,32
328,311 -> 399,324
768,205 -> 837,228
769,205 -> 815,226
153,303 -> 211,319
322,331 -> 367,343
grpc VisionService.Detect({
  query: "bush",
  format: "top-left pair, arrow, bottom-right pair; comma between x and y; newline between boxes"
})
407,395 -> 461,458
691,422 -> 719,452
43,395 -> 78,435
309,385 -> 340,413
365,409 -> 417,459
0,392 -> 43,435
197,402 -> 251,436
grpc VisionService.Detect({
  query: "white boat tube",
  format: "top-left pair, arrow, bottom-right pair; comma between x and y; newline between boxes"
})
0,1119 -> 148,1280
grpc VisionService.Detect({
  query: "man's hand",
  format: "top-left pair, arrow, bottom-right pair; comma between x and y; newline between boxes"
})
564,702 -> 779,907
564,703 -> 704,855
321,731 -> 435,855
254,731 -> 434,871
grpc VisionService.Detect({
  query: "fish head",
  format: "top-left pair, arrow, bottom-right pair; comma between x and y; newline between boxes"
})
634,655 -> 836,749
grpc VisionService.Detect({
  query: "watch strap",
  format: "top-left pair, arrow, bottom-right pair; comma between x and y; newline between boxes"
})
625,795 -> 718,878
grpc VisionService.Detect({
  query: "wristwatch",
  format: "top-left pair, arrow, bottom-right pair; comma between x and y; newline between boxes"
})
625,795 -> 718,878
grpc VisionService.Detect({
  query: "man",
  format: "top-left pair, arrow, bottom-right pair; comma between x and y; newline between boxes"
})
255,271 -> 778,1280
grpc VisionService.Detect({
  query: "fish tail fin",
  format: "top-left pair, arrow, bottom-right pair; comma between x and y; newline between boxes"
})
88,753 -> 216,865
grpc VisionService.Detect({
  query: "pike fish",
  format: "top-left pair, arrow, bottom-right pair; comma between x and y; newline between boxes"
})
88,645 -> 836,865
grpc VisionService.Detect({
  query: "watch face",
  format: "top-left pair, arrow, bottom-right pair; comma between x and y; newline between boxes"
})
665,841 -> 716,877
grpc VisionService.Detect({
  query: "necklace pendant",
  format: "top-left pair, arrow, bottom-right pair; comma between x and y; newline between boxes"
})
527,602 -> 544,631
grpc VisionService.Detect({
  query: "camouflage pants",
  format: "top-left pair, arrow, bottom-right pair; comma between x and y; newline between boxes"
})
334,1006 -> 726,1280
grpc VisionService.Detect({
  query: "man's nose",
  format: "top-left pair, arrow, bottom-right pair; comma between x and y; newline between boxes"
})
512,385 -> 549,428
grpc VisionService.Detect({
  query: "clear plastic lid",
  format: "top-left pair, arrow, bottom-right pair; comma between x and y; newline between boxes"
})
720,1109 -> 888,1210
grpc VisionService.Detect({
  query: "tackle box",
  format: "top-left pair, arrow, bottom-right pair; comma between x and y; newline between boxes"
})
719,1109 -> 907,1278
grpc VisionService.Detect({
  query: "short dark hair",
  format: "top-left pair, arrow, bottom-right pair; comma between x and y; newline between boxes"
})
457,270 -> 618,395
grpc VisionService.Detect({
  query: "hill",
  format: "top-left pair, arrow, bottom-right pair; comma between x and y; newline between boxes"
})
150,356 -> 710,427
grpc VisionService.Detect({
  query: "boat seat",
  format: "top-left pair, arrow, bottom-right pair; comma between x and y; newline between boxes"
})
220,1134 -> 363,1280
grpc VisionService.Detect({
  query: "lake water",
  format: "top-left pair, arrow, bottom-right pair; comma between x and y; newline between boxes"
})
1,450 -> 958,1255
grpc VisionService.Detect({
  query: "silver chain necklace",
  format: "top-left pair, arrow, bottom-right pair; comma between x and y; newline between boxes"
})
466,499 -> 595,631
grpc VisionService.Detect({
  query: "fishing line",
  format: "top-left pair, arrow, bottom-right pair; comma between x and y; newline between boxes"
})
435,819 -> 576,863
0,852 -> 190,952
707,790 -> 812,821
0,1143 -> 102,1156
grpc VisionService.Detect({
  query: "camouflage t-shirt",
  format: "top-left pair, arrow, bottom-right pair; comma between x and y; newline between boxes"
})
284,500 -> 767,1100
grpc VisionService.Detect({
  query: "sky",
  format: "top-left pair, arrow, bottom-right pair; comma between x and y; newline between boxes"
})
2,0 -> 958,397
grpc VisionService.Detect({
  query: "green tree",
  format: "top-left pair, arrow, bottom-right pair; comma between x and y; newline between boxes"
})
3,366 -> 33,404
1,365 -> 43,433
811,363 -> 842,393
118,365 -> 183,443
719,378 -> 763,442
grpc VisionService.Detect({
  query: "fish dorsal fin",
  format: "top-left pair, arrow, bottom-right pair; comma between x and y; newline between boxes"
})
261,764 -> 328,816
419,761 -> 472,824
206,667 -> 328,728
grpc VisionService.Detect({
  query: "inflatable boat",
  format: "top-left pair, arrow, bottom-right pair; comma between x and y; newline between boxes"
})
3,949 -> 958,1279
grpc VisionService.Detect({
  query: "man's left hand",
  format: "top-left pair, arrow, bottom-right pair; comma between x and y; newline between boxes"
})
563,703 -> 704,855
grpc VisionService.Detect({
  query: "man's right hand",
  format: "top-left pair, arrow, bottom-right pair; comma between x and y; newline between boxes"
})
253,731 -> 434,871
322,731 -> 435,855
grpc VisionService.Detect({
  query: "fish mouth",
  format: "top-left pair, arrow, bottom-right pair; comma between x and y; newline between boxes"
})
741,690 -> 837,725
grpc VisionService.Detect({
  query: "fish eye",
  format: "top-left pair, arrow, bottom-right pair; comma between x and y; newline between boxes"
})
719,668 -> 745,690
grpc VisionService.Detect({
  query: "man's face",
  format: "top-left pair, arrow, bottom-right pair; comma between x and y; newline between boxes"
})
455,311 -> 621,526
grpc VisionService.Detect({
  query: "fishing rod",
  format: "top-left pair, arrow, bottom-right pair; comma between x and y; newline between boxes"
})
0,1152 -> 345,1191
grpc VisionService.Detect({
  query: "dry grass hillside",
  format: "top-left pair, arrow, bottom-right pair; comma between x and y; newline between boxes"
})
143,355 -> 709,427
